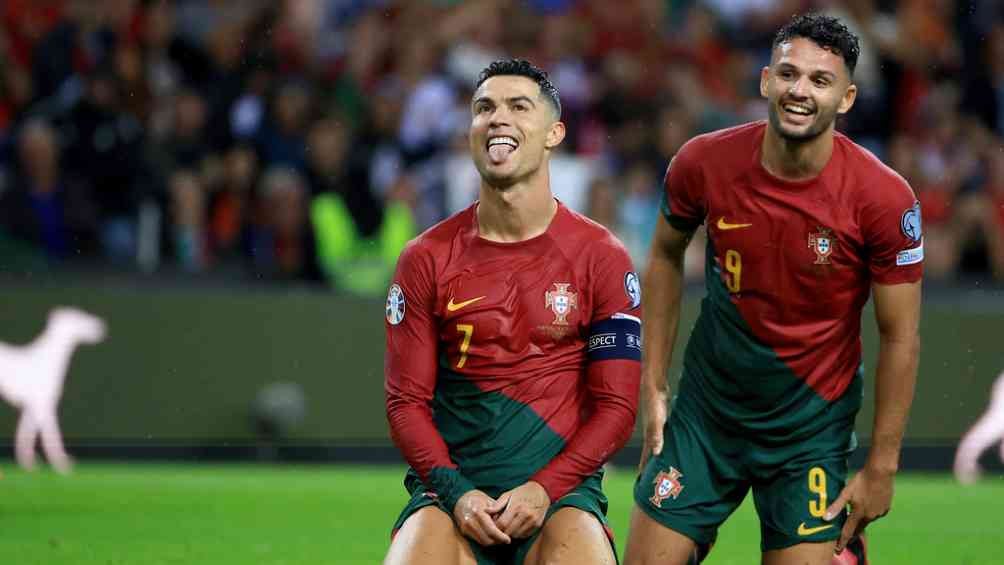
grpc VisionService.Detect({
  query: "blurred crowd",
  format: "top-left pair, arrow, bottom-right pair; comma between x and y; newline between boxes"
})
1,0 -> 1003,294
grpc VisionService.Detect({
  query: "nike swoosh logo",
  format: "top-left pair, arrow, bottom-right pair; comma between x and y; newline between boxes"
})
797,523 -> 834,536
446,296 -> 486,312
717,217 -> 753,230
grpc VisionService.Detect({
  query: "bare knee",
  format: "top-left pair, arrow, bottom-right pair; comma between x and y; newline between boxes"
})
526,507 -> 614,565
624,506 -> 700,565
384,506 -> 475,565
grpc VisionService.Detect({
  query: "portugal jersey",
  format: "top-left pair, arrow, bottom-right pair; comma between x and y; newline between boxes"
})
663,122 -> 923,441
385,201 -> 641,511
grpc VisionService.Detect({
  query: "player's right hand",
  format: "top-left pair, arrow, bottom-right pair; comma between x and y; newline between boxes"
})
638,387 -> 668,473
454,489 -> 512,546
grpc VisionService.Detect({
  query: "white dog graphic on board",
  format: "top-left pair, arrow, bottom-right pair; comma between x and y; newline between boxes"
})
0,307 -> 106,473
954,370 -> 1004,484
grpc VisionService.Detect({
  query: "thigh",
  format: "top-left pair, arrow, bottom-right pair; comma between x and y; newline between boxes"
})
522,507 -> 615,565
623,505 -> 704,565
630,404 -> 749,550
751,452 -> 847,553
384,506 -> 479,565
761,541 -> 836,565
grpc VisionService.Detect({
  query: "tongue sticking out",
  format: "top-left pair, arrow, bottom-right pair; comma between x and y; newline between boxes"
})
489,144 -> 515,163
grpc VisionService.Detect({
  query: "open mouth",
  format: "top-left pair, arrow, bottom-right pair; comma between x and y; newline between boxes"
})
782,102 -> 815,122
487,135 -> 518,163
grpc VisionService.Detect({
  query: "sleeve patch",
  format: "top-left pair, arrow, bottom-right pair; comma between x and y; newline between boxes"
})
901,201 -> 922,243
624,272 -> 641,309
386,283 -> 406,324
896,240 -> 924,266
588,315 -> 642,362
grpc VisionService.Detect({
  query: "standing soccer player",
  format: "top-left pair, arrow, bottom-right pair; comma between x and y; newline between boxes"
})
384,59 -> 642,565
625,14 -> 922,565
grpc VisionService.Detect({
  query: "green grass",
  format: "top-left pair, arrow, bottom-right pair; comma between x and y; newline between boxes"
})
1,462 -> 1001,564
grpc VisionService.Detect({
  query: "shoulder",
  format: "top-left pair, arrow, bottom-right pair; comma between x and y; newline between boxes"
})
670,121 -> 764,172
837,134 -> 916,205
399,205 -> 476,267
557,206 -> 632,261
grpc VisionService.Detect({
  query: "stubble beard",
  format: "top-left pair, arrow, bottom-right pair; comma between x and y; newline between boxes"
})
767,100 -> 836,143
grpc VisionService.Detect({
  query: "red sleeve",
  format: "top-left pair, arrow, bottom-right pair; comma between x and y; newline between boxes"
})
531,236 -> 641,501
860,171 -> 924,285
385,241 -> 475,511
660,137 -> 707,232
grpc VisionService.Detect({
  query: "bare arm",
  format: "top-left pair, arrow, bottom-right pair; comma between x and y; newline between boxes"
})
826,279 -> 921,553
638,214 -> 694,469
866,280 -> 922,474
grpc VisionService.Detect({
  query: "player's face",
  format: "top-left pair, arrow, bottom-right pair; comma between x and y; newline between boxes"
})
469,75 -> 564,187
760,37 -> 857,142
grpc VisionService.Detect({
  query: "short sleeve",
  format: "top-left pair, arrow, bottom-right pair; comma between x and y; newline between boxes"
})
661,138 -> 707,232
861,174 -> 924,285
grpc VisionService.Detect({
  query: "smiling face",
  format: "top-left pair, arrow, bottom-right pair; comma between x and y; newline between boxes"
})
761,37 -> 857,142
469,75 -> 564,188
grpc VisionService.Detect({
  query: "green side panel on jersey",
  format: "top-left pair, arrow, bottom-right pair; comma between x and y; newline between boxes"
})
426,364 -> 567,497
679,239 -> 862,445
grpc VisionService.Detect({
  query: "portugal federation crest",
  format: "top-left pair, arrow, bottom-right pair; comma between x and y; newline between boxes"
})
650,467 -> 684,508
545,283 -> 577,325
807,227 -> 837,265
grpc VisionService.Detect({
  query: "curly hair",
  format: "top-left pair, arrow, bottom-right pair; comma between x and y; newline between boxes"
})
475,58 -> 561,118
773,13 -> 860,76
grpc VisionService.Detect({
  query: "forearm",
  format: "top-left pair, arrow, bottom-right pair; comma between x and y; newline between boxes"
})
641,245 -> 685,397
531,359 -> 640,501
386,397 -> 475,511
866,332 -> 920,473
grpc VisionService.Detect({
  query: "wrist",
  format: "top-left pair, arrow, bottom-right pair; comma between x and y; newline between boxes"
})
863,455 -> 899,477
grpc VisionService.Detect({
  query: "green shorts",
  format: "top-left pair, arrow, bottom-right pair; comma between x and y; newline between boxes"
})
393,469 -> 617,565
634,394 -> 856,551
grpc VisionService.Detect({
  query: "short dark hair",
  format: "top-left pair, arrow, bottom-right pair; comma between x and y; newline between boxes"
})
773,13 -> 860,76
475,58 -> 561,118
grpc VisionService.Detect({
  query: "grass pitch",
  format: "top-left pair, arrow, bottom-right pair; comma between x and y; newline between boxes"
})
1,462 -> 1000,564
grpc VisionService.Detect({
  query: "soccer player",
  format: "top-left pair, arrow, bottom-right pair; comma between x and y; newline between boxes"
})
384,59 -> 642,565
624,14 -> 922,565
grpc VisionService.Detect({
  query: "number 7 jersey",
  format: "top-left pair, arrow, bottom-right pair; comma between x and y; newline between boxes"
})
385,201 -> 641,509
663,122 -> 923,441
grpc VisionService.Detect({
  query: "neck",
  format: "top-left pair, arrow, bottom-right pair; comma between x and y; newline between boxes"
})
477,171 -> 557,243
761,124 -> 834,181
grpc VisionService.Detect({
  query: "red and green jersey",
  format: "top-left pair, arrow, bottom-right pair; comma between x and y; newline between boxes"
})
385,201 -> 641,511
663,122 -> 923,441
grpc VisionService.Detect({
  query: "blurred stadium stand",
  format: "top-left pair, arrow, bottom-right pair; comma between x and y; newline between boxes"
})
1,0 -> 1003,470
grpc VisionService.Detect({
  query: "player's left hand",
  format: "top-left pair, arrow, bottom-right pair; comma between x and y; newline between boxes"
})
824,465 -> 895,554
490,480 -> 550,539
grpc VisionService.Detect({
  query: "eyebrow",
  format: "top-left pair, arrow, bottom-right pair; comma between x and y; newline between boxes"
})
472,95 -> 538,107
776,63 -> 837,80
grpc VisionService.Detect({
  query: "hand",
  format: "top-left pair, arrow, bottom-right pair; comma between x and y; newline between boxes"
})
454,489 -> 512,546
825,466 -> 895,553
639,387 -> 668,473
491,481 -> 550,539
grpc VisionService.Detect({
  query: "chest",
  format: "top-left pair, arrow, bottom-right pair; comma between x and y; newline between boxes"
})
704,177 -> 867,309
436,250 -> 591,364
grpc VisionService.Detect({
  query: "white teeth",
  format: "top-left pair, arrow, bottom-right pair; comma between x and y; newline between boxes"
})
784,104 -> 812,115
488,136 -> 518,148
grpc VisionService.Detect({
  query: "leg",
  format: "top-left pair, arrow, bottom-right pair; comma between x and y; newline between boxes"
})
625,400 -> 748,565
37,409 -> 73,474
384,506 -> 478,565
623,505 -> 702,565
523,507 -> 615,565
762,541 -> 836,565
14,411 -> 39,471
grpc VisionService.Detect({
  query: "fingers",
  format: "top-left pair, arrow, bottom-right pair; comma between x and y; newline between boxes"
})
835,512 -> 863,554
486,493 -> 510,517
651,427 -> 664,456
825,485 -> 852,521
637,440 -> 651,473
459,508 -> 511,546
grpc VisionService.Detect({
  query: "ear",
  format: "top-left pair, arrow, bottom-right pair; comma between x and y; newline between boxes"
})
545,120 -> 566,149
759,66 -> 770,99
837,83 -> 858,115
